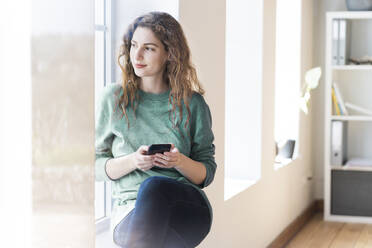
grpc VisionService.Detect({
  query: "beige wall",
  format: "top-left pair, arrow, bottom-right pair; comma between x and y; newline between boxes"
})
180,0 -> 315,246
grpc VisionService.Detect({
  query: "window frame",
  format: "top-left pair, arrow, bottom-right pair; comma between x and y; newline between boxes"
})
95,0 -> 112,234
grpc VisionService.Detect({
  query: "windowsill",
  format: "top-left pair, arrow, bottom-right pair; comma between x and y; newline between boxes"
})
224,177 -> 257,201
96,228 -> 118,248
274,155 -> 299,171
96,216 -> 110,235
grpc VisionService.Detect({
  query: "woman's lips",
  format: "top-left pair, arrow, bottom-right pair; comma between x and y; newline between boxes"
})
135,64 -> 146,69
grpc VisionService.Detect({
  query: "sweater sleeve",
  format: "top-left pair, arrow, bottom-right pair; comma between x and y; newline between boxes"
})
95,86 -> 116,182
189,94 -> 217,189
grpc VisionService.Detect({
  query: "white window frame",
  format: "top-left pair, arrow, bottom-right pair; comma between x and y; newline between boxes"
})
95,0 -> 112,234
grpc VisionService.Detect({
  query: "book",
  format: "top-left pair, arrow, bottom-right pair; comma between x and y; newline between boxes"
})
345,102 -> 372,116
332,19 -> 339,65
333,82 -> 348,115
331,121 -> 347,166
338,19 -> 348,65
331,87 -> 341,115
331,19 -> 350,65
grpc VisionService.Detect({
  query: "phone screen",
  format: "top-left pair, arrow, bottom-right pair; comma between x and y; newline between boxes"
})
147,144 -> 171,155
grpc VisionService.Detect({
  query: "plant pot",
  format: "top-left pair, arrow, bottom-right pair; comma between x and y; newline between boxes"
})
346,0 -> 372,11
275,139 -> 296,159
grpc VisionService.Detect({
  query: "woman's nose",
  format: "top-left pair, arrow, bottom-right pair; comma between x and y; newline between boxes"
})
134,47 -> 143,61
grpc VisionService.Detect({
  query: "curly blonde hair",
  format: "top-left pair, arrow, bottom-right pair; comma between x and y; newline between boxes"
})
116,11 -> 204,131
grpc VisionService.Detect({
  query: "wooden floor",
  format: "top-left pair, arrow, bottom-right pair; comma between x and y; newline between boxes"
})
285,213 -> 372,248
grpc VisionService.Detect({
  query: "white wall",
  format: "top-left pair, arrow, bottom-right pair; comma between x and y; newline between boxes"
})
180,0 -> 315,247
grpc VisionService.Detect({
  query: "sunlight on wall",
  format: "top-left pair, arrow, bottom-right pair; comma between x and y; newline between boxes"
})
274,0 -> 302,159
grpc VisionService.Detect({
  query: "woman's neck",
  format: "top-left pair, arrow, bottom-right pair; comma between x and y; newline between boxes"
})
139,76 -> 169,94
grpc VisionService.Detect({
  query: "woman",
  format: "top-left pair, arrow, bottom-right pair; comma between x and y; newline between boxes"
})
95,11 -> 217,248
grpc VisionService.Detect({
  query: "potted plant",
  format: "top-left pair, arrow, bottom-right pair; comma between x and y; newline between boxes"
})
299,67 -> 322,115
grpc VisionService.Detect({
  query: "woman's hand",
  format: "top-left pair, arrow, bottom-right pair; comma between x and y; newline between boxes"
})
153,144 -> 184,169
131,145 -> 155,171
153,144 -> 207,185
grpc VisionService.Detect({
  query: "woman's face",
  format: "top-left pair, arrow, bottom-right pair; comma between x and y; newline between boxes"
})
130,27 -> 168,79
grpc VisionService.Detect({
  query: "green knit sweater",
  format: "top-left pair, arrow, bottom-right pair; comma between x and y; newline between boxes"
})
95,83 -> 217,230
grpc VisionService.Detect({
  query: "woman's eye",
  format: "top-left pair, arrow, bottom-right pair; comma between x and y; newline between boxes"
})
145,47 -> 155,51
131,43 -> 136,47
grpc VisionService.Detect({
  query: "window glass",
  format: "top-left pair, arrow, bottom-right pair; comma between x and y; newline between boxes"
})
274,0 -> 302,167
224,0 -> 263,200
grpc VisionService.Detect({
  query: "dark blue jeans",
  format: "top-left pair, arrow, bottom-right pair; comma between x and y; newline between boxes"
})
113,176 -> 212,248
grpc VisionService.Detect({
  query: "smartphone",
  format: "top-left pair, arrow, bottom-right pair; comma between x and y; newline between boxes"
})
147,144 -> 172,155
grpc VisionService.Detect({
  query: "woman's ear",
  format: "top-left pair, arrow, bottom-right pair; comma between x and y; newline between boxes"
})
163,54 -> 171,66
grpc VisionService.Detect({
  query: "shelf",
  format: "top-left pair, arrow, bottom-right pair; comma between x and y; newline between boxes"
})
332,65 -> 372,71
331,165 -> 372,172
331,115 -> 372,121
327,11 -> 372,20
326,214 -> 372,224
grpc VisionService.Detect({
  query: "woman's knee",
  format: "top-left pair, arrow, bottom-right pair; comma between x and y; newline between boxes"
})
139,176 -> 170,194
113,212 -> 132,247
136,176 -> 171,203
113,229 -> 125,247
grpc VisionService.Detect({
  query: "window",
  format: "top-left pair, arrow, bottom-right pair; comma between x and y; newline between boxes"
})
274,0 -> 302,169
95,0 -> 112,233
224,0 -> 263,200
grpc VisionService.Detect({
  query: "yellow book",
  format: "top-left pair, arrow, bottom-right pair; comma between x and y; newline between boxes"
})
332,87 -> 341,115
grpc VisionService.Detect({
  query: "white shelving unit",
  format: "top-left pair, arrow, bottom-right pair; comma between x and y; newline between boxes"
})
324,12 -> 372,224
